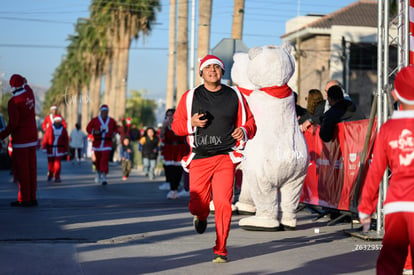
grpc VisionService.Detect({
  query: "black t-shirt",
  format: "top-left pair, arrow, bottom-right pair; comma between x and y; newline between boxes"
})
191,85 -> 239,159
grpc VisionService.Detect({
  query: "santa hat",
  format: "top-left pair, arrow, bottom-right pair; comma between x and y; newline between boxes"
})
100,104 -> 109,111
394,65 -> 414,105
53,115 -> 62,122
199,55 -> 225,72
50,105 -> 57,110
9,74 -> 25,88
126,117 -> 132,125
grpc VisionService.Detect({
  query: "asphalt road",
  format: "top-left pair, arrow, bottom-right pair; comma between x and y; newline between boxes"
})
0,151 -> 380,275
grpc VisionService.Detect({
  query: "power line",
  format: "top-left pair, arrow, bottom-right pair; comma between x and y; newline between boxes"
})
0,43 -> 168,51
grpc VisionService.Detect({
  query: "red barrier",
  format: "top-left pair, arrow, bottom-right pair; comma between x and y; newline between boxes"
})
301,119 -> 377,212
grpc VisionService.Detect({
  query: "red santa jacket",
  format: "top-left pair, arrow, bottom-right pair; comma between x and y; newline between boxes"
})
86,115 -> 118,151
358,110 -> 414,219
0,85 -> 38,148
42,114 -> 67,131
171,84 -> 256,169
161,128 -> 189,165
42,124 -> 69,157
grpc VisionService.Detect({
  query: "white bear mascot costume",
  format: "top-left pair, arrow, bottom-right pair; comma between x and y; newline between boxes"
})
231,52 -> 257,215
236,45 -> 309,231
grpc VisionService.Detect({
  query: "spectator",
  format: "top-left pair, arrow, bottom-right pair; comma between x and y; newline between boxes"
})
319,85 -> 364,142
120,136 -> 133,180
293,91 -> 307,122
158,108 -> 190,199
129,123 -> 141,169
42,115 -> 69,182
323,80 -> 352,112
139,127 -> 159,180
70,123 -> 87,164
300,89 -> 325,131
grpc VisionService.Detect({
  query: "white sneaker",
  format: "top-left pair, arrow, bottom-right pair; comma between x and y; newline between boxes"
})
158,182 -> 170,190
166,190 -> 179,199
177,190 -> 190,197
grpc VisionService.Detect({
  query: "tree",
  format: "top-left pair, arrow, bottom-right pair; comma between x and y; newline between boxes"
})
232,0 -> 245,40
196,0 -> 213,85
90,0 -> 161,121
176,0 -> 189,101
125,90 -> 157,127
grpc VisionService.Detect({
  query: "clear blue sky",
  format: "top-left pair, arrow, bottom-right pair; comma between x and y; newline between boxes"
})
0,0 -> 357,100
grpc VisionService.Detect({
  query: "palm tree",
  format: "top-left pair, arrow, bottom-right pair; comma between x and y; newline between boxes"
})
232,0 -> 245,40
196,0 -> 212,85
90,0 -> 161,121
176,0 -> 189,101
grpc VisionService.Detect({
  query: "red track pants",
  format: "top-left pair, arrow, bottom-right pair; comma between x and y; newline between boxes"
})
377,212 -> 414,275
47,156 -> 63,179
94,150 -> 111,174
12,146 -> 37,202
189,154 -> 236,256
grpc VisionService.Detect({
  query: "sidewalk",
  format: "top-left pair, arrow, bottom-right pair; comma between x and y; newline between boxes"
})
0,151 -> 380,274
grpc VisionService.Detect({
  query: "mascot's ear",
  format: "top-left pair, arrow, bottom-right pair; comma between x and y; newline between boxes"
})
248,46 -> 263,61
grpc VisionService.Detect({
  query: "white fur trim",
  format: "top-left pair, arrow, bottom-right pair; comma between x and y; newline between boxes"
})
200,58 -> 224,72
12,141 -> 38,148
394,89 -> 414,105
391,110 -> 414,119
384,201 -> 414,214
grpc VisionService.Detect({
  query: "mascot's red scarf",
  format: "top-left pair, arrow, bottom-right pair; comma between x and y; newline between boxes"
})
238,84 -> 292,98
259,84 -> 292,98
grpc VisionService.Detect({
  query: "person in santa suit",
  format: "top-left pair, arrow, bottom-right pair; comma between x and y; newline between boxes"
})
0,74 -> 38,207
42,115 -> 69,183
171,55 -> 256,263
86,104 -> 118,185
358,65 -> 414,275
42,105 -> 67,131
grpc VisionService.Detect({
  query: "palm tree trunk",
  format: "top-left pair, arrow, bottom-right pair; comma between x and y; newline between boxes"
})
81,84 -> 89,129
103,57 -> 113,109
116,15 -> 130,121
89,65 -> 101,118
232,0 -> 245,40
176,0 -> 189,101
166,0 -> 177,109
196,0 -> 212,85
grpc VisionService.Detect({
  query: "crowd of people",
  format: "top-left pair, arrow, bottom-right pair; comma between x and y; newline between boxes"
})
1,60 -> 412,271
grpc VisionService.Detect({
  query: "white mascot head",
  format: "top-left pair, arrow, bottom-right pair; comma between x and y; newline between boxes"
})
247,43 -> 295,88
231,52 -> 256,91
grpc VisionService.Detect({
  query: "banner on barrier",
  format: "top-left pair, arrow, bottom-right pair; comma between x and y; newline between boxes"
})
300,119 -> 377,212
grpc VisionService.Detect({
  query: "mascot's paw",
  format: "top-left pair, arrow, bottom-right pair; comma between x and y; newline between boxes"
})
278,224 -> 296,231
280,218 -> 297,230
239,216 -> 280,231
235,201 -> 256,215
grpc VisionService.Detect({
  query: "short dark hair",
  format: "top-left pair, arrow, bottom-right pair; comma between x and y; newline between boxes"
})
165,108 -> 175,117
327,85 -> 344,102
